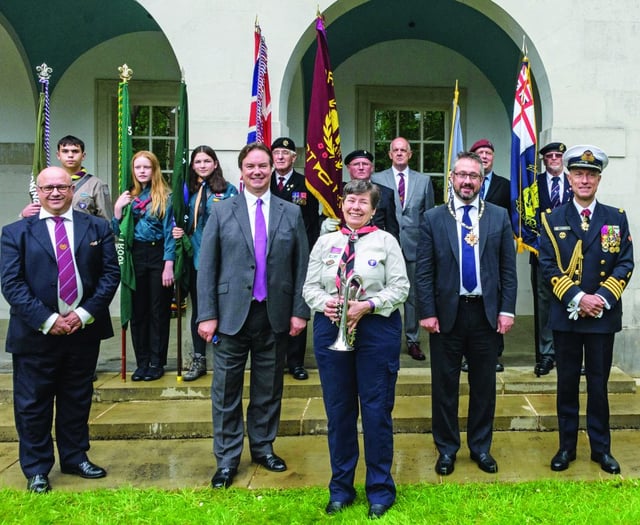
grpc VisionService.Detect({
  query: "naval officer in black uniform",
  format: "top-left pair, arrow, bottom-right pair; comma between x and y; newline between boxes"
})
539,145 -> 634,474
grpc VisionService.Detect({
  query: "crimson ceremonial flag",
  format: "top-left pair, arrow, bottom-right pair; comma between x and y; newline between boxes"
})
305,15 -> 343,219
510,56 -> 539,254
247,23 -> 272,147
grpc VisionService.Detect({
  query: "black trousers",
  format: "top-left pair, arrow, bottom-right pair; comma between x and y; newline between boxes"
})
12,340 -> 99,477
554,331 -> 615,454
429,298 -> 498,456
130,241 -> 172,367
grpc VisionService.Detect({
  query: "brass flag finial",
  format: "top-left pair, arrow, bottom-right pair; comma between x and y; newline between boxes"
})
118,64 -> 133,82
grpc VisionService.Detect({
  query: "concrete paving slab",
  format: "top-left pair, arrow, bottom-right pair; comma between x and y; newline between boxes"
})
2,431 -> 639,492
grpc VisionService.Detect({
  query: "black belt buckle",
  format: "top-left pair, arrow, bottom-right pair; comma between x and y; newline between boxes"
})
460,295 -> 482,303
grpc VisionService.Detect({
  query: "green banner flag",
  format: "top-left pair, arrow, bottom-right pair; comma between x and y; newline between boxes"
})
116,69 -> 136,329
172,81 -> 193,292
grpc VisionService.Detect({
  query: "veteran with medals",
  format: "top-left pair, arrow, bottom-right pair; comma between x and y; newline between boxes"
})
416,151 -> 517,476
539,145 -> 634,474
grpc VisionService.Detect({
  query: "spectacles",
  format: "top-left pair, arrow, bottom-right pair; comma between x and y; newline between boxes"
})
37,184 -> 73,194
544,153 -> 563,159
453,171 -> 482,181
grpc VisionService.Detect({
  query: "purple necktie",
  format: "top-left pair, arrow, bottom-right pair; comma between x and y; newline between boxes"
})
253,198 -> 267,301
53,216 -> 78,305
398,172 -> 405,208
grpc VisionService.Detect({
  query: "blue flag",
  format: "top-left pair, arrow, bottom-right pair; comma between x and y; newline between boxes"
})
510,56 -> 538,254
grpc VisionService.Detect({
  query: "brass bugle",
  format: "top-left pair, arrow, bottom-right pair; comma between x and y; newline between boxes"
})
328,274 -> 363,351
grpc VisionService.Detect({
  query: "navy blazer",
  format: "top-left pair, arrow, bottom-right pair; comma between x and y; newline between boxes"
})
537,171 -> 572,212
271,169 -> 320,249
416,202 -> 517,333
372,183 -> 400,241
484,173 -> 510,211
1,211 -> 120,353
539,201 -> 634,334
197,192 -> 310,335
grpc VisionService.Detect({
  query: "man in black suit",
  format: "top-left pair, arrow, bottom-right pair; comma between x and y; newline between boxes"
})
540,145 -> 633,474
1,167 -> 120,493
417,151 -> 517,476
198,143 -> 310,489
532,142 -> 573,376
467,138 -> 511,372
270,137 -> 319,380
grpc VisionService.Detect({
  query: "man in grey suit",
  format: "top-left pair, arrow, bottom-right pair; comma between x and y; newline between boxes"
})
197,143 -> 310,489
416,151 -> 517,476
373,137 -> 435,361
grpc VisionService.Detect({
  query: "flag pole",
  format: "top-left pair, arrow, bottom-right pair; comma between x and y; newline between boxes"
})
117,63 -> 134,382
171,77 -> 191,383
446,80 -> 459,174
30,63 -> 53,203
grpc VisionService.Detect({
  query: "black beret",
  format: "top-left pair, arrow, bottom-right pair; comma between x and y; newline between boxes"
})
344,149 -> 374,165
539,142 -> 566,156
271,137 -> 296,151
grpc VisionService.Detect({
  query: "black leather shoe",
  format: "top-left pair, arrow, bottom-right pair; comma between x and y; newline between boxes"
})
496,361 -> 504,372
461,359 -> 469,373
470,452 -> 498,473
550,449 -> 576,471
591,452 -> 621,474
435,453 -> 456,475
290,366 -> 309,380
211,467 -> 237,488
535,356 -> 555,377
407,342 -> 426,361
368,503 -> 391,519
61,460 -> 107,479
144,366 -> 164,381
325,500 -> 352,515
252,453 -> 287,472
27,474 -> 51,493
131,366 -> 147,381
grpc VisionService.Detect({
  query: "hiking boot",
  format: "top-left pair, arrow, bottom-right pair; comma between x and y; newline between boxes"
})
183,356 -> 206,381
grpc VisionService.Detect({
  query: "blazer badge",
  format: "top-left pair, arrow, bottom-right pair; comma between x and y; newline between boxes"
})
601,225 -> 621,253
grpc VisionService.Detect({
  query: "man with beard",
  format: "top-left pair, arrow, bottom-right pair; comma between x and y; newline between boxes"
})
416,151 -> 517,476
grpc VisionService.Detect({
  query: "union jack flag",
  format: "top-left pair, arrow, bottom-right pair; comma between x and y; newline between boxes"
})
510,55 -> 539,254
247,23 -> 271,147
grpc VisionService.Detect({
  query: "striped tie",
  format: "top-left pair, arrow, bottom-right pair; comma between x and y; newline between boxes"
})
550,176 -> 560,208
53,216 -> 78,305
398,172 -> 405,208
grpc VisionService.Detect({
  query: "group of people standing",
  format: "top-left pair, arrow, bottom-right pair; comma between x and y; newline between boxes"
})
0,134 -> 633,522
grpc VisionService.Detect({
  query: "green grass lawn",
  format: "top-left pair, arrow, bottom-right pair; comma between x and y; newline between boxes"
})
2,479 -> 639,524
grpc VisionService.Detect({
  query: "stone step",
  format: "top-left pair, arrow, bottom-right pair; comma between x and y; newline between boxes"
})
0,365 -> 630,403
0,368 -> 638,442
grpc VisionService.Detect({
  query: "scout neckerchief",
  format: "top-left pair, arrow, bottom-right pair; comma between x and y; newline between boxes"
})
335,224 -> 378,290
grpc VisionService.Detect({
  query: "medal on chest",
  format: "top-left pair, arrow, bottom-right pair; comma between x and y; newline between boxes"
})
464,231 -> 478,246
